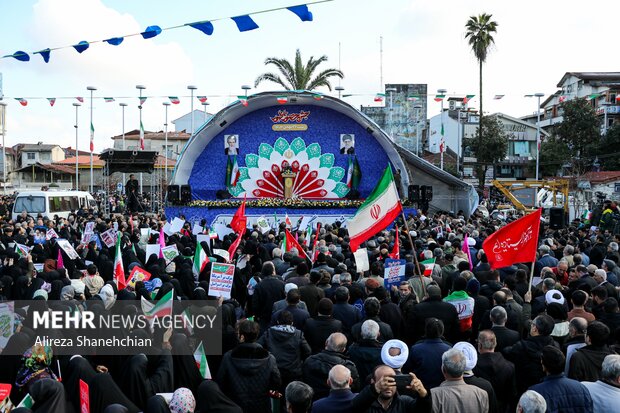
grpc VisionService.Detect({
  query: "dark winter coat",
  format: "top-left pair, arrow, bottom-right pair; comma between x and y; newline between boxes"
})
302,350 -> 360,400
503,335 -> 560,393
257,324 -> 311,381
568,345 -> 617,382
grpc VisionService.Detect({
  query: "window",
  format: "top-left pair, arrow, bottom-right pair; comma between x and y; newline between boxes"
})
40,152 -> 50,161
14,196 -> 45,214
27,153 -> 35,160
49,196 -> 79,212
514,141 -> 529,157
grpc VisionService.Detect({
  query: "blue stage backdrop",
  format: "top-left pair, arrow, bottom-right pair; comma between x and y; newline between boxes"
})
188,104 -> 392,200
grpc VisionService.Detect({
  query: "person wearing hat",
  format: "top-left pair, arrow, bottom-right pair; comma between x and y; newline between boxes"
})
272,283 -> 309,313
453,341 -> 498,413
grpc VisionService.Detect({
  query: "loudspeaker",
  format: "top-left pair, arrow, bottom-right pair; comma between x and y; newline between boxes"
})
99,149 -> 158,175
168,185 -> 179,203
549,207 -> 565,229
181,185 -> 192,203
408,185 -> 420,203
425,186 -> 433,202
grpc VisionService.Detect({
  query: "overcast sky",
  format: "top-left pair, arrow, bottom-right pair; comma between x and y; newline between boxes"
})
0,0 -> 617,152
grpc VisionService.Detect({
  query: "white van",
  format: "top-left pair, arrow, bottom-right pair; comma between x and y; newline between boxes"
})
12,190 -> 97,220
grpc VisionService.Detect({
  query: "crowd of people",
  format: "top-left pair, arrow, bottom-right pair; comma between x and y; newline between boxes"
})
0,200 -> 619,413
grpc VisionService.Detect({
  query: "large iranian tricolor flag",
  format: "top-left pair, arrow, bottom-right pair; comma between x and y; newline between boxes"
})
141,289 -> 173,318
193,241 -> 208,279
348,166 -> 403,252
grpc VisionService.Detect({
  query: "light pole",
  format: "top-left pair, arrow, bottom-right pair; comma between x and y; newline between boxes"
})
187,85 -> 197,135
163,102 -> 170,184
0,102 -> 6,194
241,85 -> 251,97
87,86 -> 96,193
119,102 -> 128,186
335,86 -> 345,99
201,101 -> 209,123
437,88 -> 447,170
137,85 -> 146,194
72,103 -> 81,190
533,92 -> 544,180
414,103 -> 422,156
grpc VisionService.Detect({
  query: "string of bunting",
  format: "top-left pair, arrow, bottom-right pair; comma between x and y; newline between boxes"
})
1,1 -> 329,64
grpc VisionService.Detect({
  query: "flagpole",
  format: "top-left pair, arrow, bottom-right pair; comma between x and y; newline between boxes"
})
401,212 -> 426,298
528,260 -> 536,294
87,86 -> 96,193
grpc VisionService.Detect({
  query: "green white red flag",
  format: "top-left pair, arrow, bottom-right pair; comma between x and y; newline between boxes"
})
421,258 -> 435,276
139,120 -> 145,150
193,241 -> 208,279
114,232 -> 126,289
237,96 -> 248,107
47,98 -> 56,106
194,342 -> 212,379
348,166 -> 403,252
169,96 -> 180,104
141,289 -> 173,318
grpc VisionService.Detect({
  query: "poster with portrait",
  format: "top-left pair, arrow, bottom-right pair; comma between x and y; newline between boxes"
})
340,134 -> 355,154
127,267 -> 152,289
224,134 -> 239,155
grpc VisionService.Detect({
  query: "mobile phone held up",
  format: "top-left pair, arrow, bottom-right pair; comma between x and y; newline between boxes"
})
393,374 -> 410,389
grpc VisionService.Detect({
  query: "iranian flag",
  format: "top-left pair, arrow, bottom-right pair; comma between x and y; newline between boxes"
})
104,97 -> 115,103
76,97 -> 84,103
348,166 -> 403,252
15,98 -> 28,106
169,96 -> 180,104
494,95 -> 504,100
285,213 -> 292,228
463,94 -> 475,104
312,94 -> 324,100
193,241 -> 208,279
114,232 -> 126,289
276,96 -> 288,104
197,96 -> 208,103
141,289 -> 173,318
374,93 -> 385,102
139,96 -> 147,106
194,342 -> 212,379
434,94 -> 445,102
47,98 -> 56,106
139,120 -> 145,150
421,258 -> 435,276
90,122 -> 95,152
15,243 -> 31,258
237,96 -> 248,107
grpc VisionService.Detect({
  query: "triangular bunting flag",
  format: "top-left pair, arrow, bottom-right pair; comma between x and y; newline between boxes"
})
169,96 -> 180,104
47,98 -> 56,106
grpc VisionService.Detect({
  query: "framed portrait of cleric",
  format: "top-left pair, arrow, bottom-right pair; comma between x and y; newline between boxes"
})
340,134 -> 355,155
224,134 -> 239,155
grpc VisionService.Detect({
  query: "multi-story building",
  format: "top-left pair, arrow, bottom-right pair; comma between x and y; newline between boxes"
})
533,72 -> 620,133
15,143 -> 65,168
172,109 -> 212,135
361,83 -> 428,154
111,129 -> 191,161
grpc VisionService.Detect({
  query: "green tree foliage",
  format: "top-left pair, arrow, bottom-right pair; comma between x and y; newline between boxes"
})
539,136 -> 571,177
597,123 -> 620,170
465,13 -> 498,150
465,115 -> 509,188
553,98 -> 599,157
254,49 -> 343,91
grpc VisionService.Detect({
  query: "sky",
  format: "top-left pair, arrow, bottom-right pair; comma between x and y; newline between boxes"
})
0,0 -> 618,153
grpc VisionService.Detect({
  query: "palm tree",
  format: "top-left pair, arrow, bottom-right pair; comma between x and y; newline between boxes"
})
254,49 -> 343,91
465,13 -> 498,175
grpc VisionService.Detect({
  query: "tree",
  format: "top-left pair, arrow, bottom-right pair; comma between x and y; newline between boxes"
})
538,136 -> 571,177
465,115 -> 509,189
552,98 -> 600,174
595,123 -> 620,170
465,14 -> 498,159
254,49 -> 343,91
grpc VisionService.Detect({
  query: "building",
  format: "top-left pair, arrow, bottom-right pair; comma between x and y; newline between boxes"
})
429,110 -> 549,181
15,143 -> 65,168
110,129 -> 191,160
172,109 -> 213,134
0,146 -> 17,186
533,72 -> 620,133
360,84 -> 428,154
12,162 -> 76,190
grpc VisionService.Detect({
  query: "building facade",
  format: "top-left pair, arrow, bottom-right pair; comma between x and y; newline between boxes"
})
111,129 -> 190,160
360,83 -> 428,154
16,143 -> 65,168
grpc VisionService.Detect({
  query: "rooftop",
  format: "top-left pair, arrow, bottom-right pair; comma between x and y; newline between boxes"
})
558,72 -> 620,87
582,171 -> 620,184
110,129 -> 191,141
19,143 -> 61,151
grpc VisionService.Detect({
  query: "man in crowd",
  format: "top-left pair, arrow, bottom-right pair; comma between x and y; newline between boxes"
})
310,365 -> 356,413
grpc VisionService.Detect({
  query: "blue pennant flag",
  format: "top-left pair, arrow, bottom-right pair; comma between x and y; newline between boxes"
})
5,51 -> 30,62
187,21 -> 214,36
141,25 -> 162,39
105,37 -> 124,46
231,15 -> 259,32
73,41 -> 90,53
34,49 -> 51,63
287,5 -> 313,22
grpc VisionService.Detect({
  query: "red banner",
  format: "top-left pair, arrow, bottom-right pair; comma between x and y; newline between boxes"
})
482,209 -> 542,269
79,379 -> 89,413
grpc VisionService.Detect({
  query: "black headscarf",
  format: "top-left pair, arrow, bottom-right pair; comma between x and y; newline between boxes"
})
28,378 -> 67,413
195,380 -> 242,413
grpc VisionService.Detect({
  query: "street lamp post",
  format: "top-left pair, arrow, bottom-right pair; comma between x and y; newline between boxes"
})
87,86 -> 96,193
335,86 -> 345,99
72,103 -> 81,190
0,102 -> 7,194
187,85 -> 197,135
163,102 -> 170,184
241,85 -> 251,97
119,102 -> 128,186
201,102 -> 209,123
534,93 -> 544,180
437,88 -> 447,170
137,85 -> 146,194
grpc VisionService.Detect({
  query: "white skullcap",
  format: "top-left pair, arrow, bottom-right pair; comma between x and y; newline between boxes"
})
285,283 -> 298,294
545,290 -> 565,305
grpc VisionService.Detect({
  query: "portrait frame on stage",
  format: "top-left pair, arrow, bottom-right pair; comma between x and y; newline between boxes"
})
224,134 -> 239,155
340,133 -> 355,154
